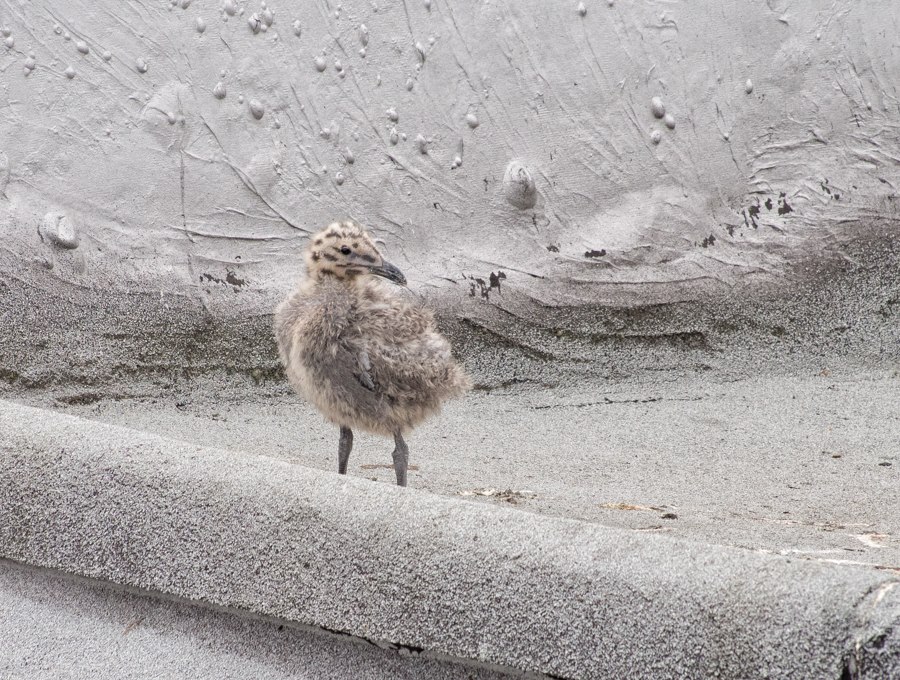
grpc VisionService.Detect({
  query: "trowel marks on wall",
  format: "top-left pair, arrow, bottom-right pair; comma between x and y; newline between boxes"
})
0,0 -> 897,314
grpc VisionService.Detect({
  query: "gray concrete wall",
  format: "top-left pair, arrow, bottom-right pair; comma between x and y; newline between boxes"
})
0,0 -> 898,388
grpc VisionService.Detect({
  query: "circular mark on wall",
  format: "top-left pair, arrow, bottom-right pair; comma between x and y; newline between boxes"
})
502,160 -> 537,209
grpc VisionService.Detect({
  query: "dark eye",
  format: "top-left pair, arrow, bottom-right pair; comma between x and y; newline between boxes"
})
340,245 -> 352,255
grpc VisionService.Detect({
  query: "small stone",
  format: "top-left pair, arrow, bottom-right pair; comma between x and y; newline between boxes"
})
650,129 -> 662,144
577,2 -> 586,16
386,107 -> 399,122
3,36 -> 13,49
64,66 -> 76,79
745,79 -> 754,94
223,0 -> 237,16
76,40 -> 89,54
41,212 -> 79,249
663,113 -> 675,129
314,55 -> 327,72
415,134 -> 428,154
335,172 -> 345,185
249,99 -> 265,119
293,20 -> 302,37
650,96 -> 665,118
389,128 -> 399,145
465,112 -> 479,128
213,81 -> 227,99
248,13 -> 261,33
196,17 -> 206,33
262,8 -> 274,26
136,58 -> 149,73
102,50 -> 112,61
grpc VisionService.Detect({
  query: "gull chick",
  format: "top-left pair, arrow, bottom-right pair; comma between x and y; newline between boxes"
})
274,220 -> 469,486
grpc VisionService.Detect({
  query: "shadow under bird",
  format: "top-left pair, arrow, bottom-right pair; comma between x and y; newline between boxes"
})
274,220 -> 470,486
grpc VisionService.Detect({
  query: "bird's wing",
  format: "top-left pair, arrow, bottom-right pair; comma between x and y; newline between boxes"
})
355,349 -> 376,391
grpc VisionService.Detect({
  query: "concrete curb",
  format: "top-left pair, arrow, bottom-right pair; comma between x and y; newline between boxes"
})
1,400 -> 898,679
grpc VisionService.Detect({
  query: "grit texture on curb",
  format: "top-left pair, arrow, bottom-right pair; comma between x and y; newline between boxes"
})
1,400 -> 898,680
14,367 -> 900,572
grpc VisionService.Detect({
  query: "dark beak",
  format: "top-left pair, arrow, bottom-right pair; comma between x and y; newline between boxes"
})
369,260 -> 407,286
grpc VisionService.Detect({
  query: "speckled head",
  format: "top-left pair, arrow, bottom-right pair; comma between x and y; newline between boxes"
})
305,220 -> 406,285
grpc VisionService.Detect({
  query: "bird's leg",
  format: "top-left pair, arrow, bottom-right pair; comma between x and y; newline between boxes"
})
391,432 -> 409,487
338,426 -> 353,475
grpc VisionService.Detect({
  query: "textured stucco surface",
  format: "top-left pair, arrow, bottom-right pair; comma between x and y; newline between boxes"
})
2,400 -> 899,679
0,0 -> 899,387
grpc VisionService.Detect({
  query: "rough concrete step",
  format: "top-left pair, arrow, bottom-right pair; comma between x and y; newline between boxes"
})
1,400 -> 897,679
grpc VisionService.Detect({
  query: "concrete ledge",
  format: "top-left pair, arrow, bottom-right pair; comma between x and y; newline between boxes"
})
1,400 -> 898,679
